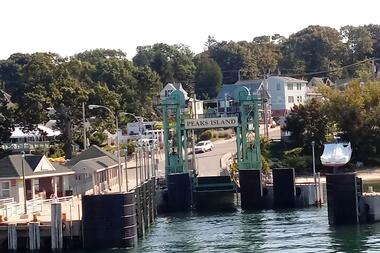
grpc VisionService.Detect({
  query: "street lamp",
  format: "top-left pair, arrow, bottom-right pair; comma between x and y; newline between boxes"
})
88,104 -> 122,192
21,151 -> 27,214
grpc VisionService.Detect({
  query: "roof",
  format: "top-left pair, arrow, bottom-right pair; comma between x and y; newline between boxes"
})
0,154 -> 73,179
269,76 -> 307,83
10,125 -> 61,139
216,79 -> 263,100
71,156 -> 118,173
308,77 -> 335,87
65,145 -> 118,168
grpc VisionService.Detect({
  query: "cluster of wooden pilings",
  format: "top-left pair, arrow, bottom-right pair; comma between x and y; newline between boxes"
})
4,202 -> 72,252
135,177 -> 157,238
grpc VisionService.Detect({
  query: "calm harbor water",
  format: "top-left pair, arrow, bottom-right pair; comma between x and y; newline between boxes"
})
73,206 -> 380,253
69,181 -> 380,253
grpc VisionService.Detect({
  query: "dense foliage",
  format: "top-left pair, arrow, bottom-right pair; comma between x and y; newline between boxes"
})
1,24 -> 380,159
283,80 -> 380,167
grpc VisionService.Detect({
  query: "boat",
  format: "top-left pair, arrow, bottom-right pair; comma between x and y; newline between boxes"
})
320,142 -> 352,167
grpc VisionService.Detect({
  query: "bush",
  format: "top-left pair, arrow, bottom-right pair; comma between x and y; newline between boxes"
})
199,130 -> 212,141
126,140 -> 136,156
48,145 -> 65,158
89,132 -> 108,146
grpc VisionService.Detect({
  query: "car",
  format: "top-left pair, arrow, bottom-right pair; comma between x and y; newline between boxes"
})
194,140 -> 214,153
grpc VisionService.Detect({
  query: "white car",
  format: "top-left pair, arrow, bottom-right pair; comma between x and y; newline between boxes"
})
194,140 -> 214,153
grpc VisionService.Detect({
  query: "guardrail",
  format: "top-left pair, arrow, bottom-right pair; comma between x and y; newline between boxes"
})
0,198 -> 14,208
0,196 -> 74,218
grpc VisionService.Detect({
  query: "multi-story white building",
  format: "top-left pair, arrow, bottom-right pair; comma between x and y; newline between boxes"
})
266,76 -> 308,117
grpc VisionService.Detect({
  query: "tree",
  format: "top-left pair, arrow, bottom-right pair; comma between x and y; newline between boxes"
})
0,91 -> 14,147
194,56 -> 223,99
321,81 -> 380,161
280,25 -> 346,79
283,98 -> 330,152
341,25 -> 374,62
133,43 -> 195,84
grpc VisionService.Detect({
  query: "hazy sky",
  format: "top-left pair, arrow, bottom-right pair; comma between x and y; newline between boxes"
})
1,0 -> 379,60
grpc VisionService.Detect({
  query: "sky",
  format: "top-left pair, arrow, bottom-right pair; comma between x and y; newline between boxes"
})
1,0 -> 380,60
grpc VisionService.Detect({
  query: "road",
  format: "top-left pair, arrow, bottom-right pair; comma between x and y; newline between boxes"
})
194,138 -> 237,176
125,126 -> 281,187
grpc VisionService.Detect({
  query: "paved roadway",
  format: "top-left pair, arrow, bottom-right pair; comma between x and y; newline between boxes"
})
125,126 -> 281,187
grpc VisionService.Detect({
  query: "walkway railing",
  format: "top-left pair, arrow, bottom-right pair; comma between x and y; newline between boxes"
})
0,196 -> 74,218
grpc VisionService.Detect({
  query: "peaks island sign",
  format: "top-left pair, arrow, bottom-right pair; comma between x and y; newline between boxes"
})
185,117 -> 238,129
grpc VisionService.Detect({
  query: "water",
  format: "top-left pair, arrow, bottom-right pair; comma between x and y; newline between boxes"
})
131,208 -> 380,253
74,206 -> 380,253
70,181 -> 380,253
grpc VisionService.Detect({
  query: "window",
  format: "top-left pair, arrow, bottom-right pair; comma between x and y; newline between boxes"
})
0,181 -> 10,198
297,96 -> 303,103
287,83 -> 293,90
276,83 -> 281,90
288,96 -> 294,103
164,90 -> 173,97
297,83 -> 302,90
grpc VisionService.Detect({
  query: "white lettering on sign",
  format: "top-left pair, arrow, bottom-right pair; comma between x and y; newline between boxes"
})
184,117 -> 238,129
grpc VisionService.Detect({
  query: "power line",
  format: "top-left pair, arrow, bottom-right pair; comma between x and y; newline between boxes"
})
282,58 -> 380,77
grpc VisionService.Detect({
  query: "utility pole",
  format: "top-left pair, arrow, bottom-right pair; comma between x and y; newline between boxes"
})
21,151 -> 27,215
82,102 -> 87,150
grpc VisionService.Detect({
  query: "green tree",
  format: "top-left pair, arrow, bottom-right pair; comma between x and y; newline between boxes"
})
280,25 -> 346,79
283,98 -> 330,152
322,81 -> 380,161
0,91 -> 14,147
194,56 -> 222,99
133,43 -> 195,84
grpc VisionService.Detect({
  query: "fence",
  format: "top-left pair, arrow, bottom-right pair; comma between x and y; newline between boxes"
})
0,196 -> 74,219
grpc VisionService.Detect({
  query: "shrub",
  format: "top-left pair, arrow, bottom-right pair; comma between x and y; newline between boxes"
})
126,140 -> 136,156
89,132 -> 108,146
199,130 -> 212,141
48,145 -> 65,158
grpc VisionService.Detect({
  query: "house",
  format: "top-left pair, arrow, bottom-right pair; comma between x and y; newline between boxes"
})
160,83 -> 189,100
65,145 -> 122,195
215,79 -> 271,121
1,124 -> 61,152
160,82 -> 204,118
306,77 -> 334,100
266,76 -> 308,117
308,77 -> 335,88
0,154 -> 74,202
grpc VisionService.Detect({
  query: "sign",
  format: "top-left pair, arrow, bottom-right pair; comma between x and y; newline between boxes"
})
185,117 -> 238,129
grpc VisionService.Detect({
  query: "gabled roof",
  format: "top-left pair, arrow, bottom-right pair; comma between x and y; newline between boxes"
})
0,154 -> 73,179
269,76 -> 307,83
216,79 -> 263,100
65,145 -> 118,168
71,156 -> 118,174
308,77 -> 335,87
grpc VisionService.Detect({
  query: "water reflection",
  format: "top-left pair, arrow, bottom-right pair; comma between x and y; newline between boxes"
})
239,210 -> 265,252
328,223 -> 380,252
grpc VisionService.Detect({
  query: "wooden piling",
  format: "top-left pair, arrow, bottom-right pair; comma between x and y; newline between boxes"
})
29,222 -> 40,251
51,202 -> 63,252
150,179 -> 155,223
144,182 -> 150,230
7,223 -> 17,251
135,187 -> 145,237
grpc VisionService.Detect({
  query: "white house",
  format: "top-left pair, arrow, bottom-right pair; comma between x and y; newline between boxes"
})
0,154 -> 74,203
266,76 -> 308,117
160,83 -> 189,100
65,145 -> 122,195
1,123 -> 61,152
215,80 -> 271,121
160,83 -> 204,117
